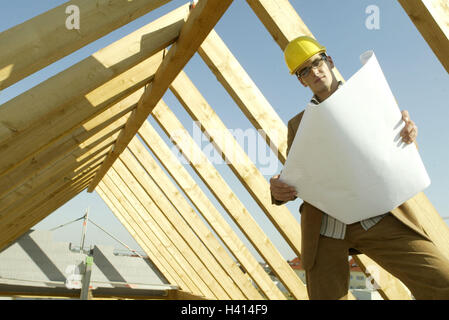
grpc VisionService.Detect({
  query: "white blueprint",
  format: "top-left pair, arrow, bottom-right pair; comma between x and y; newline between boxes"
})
280,51 -> 430,224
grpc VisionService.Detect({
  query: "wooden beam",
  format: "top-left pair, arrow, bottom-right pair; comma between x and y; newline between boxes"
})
0,54 -> 162,180
0,0 -> 173,90
96,184 -> 190,292
0,3 -> 189,145
198,29 -> 288,161
143,102 -> 307,299
0,156 -> 106,232
166,290 -> 210,300
128,136 -> 285,299
119,148 -> 261,299
98,181 -> 203,296
171,70 -> 304,257
102,171 -> 218,299
0,134 -> 115,214
0,178 -> 91,251
246,0 -> 343,79
87,0 -> 234,193
127,137 -> 281,299
398,0 -> 449,73
108,162 -> 232,299
246,0 -> 311,49
0,4 -> 191,177
0,102 -> 132,199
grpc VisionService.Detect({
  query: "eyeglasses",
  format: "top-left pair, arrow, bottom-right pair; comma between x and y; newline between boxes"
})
296,55 -> 327,78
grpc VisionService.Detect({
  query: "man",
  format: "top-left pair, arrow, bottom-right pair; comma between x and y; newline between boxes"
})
270,36 -> 449,300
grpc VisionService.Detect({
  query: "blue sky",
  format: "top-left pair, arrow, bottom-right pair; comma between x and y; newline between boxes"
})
1,1 -> 448,262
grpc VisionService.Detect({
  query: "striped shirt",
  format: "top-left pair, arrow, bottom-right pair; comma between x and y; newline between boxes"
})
310,82 -> 387,239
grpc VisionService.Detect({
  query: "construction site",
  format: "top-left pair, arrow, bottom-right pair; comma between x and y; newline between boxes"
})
0,0 -> 448,301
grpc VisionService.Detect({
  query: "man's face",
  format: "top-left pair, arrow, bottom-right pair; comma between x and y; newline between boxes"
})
296,53 -> 335,94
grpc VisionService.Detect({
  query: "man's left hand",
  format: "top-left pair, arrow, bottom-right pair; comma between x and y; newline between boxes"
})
400,110 -> 418,144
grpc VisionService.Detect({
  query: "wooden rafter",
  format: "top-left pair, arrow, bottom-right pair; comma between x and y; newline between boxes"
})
113,155 -> 247,299
118,149 -> 262,299
144,101 -> 308,300
0,0 -> 172,90
398,0 -> 449,73
0,4 -> 191,178
102,170 -> 220,299
96,183 -> 197,294
87,0 -> 234,193
0,99 -> 133,200
128,137 -> 285,299
170,70 -> 303,256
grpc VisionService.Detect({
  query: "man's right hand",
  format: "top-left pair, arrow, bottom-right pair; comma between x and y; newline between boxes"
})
270,174 -> 298,202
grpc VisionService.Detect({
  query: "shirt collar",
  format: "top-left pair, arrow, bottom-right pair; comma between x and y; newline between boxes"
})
310,81 -> 343,105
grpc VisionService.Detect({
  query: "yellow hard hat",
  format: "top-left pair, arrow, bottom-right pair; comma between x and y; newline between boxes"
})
284,36 -> 326,74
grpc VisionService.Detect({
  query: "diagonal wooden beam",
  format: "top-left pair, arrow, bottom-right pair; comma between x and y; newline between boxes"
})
103,170 -> 218,298
87,0 -> 234,193
0,152 -> 108,227
198,29 -> 288,162
0,100 -> 133,200
0,178 -> 92,251
128,136 -> 285,299
109,161 -> 233,299
398,0 -> 449,73
97,183 -> 197,294
119,148 -> 260,299
126,138 -> 278,299
0,0 -> 172,90
145,101 -> 308,299
170,70 -> 303,258
0,4 -> 191,177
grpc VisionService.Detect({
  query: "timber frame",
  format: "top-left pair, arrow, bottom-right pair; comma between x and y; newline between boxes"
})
0,0 -> 448,300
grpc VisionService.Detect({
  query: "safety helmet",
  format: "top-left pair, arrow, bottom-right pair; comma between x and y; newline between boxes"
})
284,36 -> 326,75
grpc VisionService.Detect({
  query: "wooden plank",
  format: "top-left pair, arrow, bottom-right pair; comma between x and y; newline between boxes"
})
0,0 -> 173,89
1,182 -> 91,251
108,161 -> 232,299
0,157 -> 105,233
0,4 -> 191,175
0,134 -> 116,214
119,149 -> 259,299
128,137 -> 284,299
98,181 -> 203,296
198,30 -> 288,161
0,3 -> 189,145
128,137 -> 285,299
87,0 -> 234,193
167,290 -> 210,300
0,53 -> 162,179
171,70 -> 303,257
398,0 -> 449,73
96,184 -> 190,292
0,104 -> 132,200
0,149 -> 108,218
246,0 -> 413,300
246,0 -> 311,50
144,102 -> 308,299
0,178 -> 91,251
102,171 -> 218,299
245,0 -> 343,79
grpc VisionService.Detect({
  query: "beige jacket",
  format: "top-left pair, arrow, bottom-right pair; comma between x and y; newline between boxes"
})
273,110 -> 431,270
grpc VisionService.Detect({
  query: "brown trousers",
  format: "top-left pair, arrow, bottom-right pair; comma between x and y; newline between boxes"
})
305,213 -> 449,300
